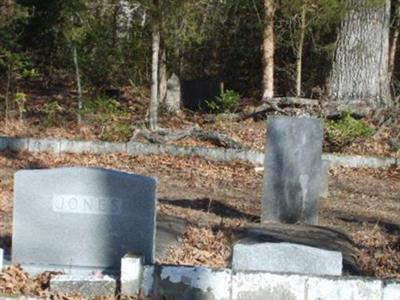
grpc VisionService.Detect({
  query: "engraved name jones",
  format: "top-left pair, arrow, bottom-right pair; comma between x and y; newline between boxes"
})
52,194 -> 122,215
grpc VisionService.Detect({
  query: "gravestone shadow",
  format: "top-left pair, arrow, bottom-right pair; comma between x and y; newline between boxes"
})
159,198 -> 259,222
0,234 -> 11,257
156,216 -> 187,260
0,150 -> 48,169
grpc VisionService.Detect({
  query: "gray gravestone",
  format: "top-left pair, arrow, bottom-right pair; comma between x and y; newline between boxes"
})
12,167 -> 156,274
165,73 -> 181,113
262,116 -> 323,224
320,159 -> 330,199
232,242 -> 342,276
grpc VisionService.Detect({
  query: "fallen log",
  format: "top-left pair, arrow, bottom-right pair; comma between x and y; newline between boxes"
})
233,223 -> 362,275
239,103 -> 282,121
131,127 -> 196,144
239,97 -> 320,121
131,126 -> 245,149
191,130 -> 243,149
273,97 -> 320,107
202,98 -> 321,122
335,214 -> 400,234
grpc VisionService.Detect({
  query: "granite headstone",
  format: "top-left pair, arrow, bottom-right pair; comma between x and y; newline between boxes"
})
12,167 -> 157,274
320,159 -> 331,199
165,73 -> 181,113
232,242 -> 342,276
262,116 -> 323,224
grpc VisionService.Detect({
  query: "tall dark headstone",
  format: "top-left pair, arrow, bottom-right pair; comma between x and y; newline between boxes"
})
262,116 -> 323,224
12,167 -> 157,274
181,78 -> 221,111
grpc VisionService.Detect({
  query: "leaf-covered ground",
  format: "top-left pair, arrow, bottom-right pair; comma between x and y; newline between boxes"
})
0,87 -> 398,159
0,151 -> 399,299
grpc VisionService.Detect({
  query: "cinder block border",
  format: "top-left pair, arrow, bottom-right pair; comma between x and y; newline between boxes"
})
50,274 -> 116,297
2,251 -> 400,300
152,265 -> 232,300
306,276 -> 382,300
232,271 -> 306,300
0,136 -> 398,168
383,281 -> 400,300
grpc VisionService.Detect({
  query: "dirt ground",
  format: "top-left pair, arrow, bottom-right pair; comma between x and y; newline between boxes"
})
0,150 -> 399,282
0,86 -> 399,160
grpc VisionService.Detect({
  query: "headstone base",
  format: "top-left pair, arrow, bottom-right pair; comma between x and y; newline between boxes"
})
50,274 -> 116,297
232,242 -> 342,276
15,264 -> 116,276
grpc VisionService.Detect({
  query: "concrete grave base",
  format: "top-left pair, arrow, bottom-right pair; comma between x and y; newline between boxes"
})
383,281 -> 400,300
1,262 -> 398,299
12,264 -> 112,276
151,265 -> 232,300
232,272 -> 306,300
138,265 -> 397,300
306,277 -> 382,300
121,254 -> 143,297
50,274 -> 116,297
232,242 -> 343,276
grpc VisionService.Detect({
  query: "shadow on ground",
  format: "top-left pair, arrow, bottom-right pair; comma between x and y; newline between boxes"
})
0,151 -> 48,170
0,234 -> 11,256
159,197 -> 259,222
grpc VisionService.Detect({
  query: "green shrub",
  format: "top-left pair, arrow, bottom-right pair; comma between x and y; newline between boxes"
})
83,97 -> 132,141
206,89 -> 240,114
42,101 -> 61,126
101,122 -> 132,141
15,92 -> 27,121
82,97 -> 122,116
325,110 -> 374,148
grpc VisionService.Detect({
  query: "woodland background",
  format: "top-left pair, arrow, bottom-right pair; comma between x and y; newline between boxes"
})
0,0 -> 399,131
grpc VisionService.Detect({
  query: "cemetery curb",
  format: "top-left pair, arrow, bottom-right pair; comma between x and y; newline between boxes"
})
0,136 -> 398,169
2,250 -> 400,299
51,265 -> 400,300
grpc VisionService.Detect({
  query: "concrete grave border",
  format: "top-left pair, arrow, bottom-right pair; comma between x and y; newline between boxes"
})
2,266 -> 397,299
0,136 -> 398,168
4,252 -> 399,299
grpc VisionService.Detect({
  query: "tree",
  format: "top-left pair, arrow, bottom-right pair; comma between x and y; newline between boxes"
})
328,0 -> 393,109
146,0 -> 216,128
149,12 -> 160,130
295,1 -> 307,97
389,0 -> 399,83
262,0 -> 275,100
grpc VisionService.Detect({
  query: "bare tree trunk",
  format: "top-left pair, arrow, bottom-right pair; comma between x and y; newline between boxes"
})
329,0 -> 392,109
149,29 -> 160,130
159,37 -> 168,104
389,26 -> 399,81
389,4 -> 399,82
296,1 -> 307,97
5,65 -> 11,123
73,46 -> 83,125
262,0 -> 274,100
0,0 -> 15,26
